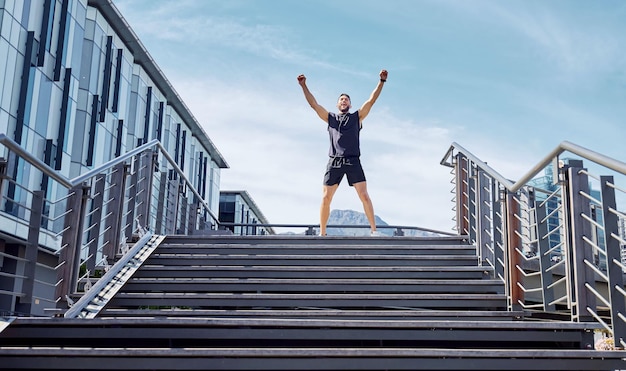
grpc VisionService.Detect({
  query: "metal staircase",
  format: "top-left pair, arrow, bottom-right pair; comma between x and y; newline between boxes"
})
1,234 -> 624,370
1,134 -> 626,369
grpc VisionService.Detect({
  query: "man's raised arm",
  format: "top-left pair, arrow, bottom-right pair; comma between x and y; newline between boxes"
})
358,69 -> 388,122
298,74 -> 329,122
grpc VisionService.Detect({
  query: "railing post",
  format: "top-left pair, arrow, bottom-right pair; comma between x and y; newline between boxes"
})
504,190 -> 523,311
393,227 -> 405,236
135,150 -> 155,233
198,213 -> 208,232
565,160 -> 596,322
523,188 -> 537,257
124,155 -> 139,240
599,175 -> 626,344
165,176 -> 180,234
86,174 -> 105,274
468,165 -> 478,246
102,163 -> 128,264
154,172 -> 168,234
187,200 -> 199,234
179,194 -> 188,234
455,153 -> 470,236
476,169 -> 493,267
492,187 -> 505,280
55,184 -> 90,309
19,190 -> 44,313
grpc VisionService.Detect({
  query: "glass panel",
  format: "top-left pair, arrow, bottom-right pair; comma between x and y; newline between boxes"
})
0,38 -> 9,110
0,110 -> 12,140
1,10 -> 12,43
72,25 -> 85,68
71,108 -> 86,163
7,44 -> 20,114
22,67 -> 36,137
10,14 -> 20,48
78,39 -> 92,90
88,37 -> 101,93
47,82 -> 62,137
35,71 -> 54,137
19,0 -> 30,27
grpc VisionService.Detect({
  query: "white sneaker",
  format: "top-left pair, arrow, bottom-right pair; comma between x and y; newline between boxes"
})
370,231 -> 383,237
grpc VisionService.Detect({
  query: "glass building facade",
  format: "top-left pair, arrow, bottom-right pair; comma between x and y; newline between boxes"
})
219,191 -> 274,236
0,0 -> 281,316
0,0 -> 228,238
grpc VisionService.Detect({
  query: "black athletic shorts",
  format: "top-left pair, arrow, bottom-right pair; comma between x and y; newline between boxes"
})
323,157 -> 366,186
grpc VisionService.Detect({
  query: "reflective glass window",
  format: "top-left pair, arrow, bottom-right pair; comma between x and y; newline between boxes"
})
7,45 -> 20,114
1,10 -> 12,42
68,17 -> 85,71
0,38 -> 10,110
34,72 -> 52,136
10,15 -> 20,46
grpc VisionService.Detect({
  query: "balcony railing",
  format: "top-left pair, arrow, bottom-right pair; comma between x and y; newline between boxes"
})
441,140 -> 626,348
2,132 -> 625,349
0,133 -> 219,313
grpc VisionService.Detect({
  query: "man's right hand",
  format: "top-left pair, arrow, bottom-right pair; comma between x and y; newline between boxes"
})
297,74 -> 306,85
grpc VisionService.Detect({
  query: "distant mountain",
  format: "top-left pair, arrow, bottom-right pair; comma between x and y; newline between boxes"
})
326,209 -> 389,236
278,209 -> 441,236
325,209 -> 438,237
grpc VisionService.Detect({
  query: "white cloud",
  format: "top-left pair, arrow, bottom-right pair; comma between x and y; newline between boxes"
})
167,74 -> 461,232
117,1 -> 293,56
113,0 -> 626,235
166,73 -> 549,234
115,0 -> 372,79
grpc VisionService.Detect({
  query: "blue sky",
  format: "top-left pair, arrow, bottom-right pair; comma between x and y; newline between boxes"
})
114,0 -> 626,233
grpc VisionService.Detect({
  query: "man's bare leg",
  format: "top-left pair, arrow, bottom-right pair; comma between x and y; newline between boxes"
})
353,181 -> 377,233
320,184 -> 339,236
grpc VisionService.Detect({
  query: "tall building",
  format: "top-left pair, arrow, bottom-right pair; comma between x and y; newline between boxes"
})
219,191 -> 274,236
0,0 -> 279,316
0,0 -> 229,226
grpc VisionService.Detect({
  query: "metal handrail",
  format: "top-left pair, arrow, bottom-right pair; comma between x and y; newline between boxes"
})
442,139 -> 626,347
441,140 -> 626,192
0,133 -> 72,188
0,134 -> 220,224
221,222 -> 458,237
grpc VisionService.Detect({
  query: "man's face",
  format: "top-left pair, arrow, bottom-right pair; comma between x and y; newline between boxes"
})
337,95 -> 351,113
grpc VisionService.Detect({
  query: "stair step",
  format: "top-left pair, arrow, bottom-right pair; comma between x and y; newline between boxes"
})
134,265 -> 492,279
4,318 -> 611,371
97,308 -> 525,320
154,244 -> 478,255
107,292 -> 506,310
145,254 -> 477,267
3,234 -> 623,371
164,235 -> 470,246
121,278 -> 504,294
2,347 -> 623,370
0,317 -> 599,344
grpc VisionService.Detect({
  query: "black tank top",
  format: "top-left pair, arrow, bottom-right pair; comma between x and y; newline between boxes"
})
327,111 -> 360,157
